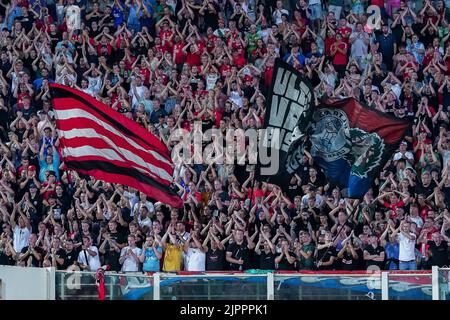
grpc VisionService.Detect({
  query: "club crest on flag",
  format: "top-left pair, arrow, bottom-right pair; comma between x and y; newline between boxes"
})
347,128 -> 385,179
310,108 -> 351,161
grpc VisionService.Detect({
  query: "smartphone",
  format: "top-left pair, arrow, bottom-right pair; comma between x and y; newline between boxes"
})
213,210 -> 219,217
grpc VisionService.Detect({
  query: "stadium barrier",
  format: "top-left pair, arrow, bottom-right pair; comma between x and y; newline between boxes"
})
1,266 -> 449,300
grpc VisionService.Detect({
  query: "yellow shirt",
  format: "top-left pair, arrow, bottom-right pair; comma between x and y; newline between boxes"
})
162,243 -> 183,272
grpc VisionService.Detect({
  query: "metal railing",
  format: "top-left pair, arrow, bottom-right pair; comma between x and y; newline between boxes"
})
53,268 -> 450,300
437,267 -> 450,300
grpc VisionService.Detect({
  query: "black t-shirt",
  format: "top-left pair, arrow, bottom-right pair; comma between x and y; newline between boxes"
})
203,4 -> 219,30
20,245 -> 45,267
108,230 -> 127,247
354,248 -> 365,270
276,251 -> 296,271
364,245 -> 385,269
51,248 -> 67,270
62,249 -> 78,270
0,251 -> 15,266
416,181 -> 437,197
102,245 -> 121,272
427,241 -> 449,267
258,250 -> 276,270
316,246 -> 336,270
56,193 -> 71,215
287,181 -> 302,200
206,247 -> 225,271
338,250 -> 358,271
226,240 -> 250,270
44,203 -> 63,221
18,15 -> 34,32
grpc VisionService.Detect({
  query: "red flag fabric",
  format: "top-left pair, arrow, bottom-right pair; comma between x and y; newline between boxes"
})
49,83 -> 182,208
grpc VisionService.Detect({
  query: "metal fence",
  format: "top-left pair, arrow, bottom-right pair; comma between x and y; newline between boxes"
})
54,267 -> 448,300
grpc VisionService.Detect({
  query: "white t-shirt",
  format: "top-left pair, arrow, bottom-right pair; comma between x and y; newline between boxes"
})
120,246 -> 143,272
77,246 -> 101,271
131,201 -> 155,217
129,85 -> 147,109
66,5 -> 81,31
229,91 -> 243,108
88,76 -> 102,94
272,8 -> 289,25
123,191 -> 139,211
213,28 -> 230,38
398,233 -> 416,262
410,216 -> 423,229
185,247 -> 206,271
393,151 -> 414,162
138,215 -> 153,229
13,225 -> 30,253
206,74 -> 219,90
301,194 -> 324,207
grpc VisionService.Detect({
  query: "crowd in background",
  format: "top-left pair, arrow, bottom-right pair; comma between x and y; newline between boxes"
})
1,0 -> 450,274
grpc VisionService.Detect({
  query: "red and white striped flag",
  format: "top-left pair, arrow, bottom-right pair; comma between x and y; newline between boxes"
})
49,83 -> 182,208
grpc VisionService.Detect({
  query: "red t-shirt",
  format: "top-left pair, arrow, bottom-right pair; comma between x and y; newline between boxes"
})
186,52 -> 201,66
139,68 -> 151,86
324,36 -> 335,56
371,0 -> 384,8
205,34 -> 217,53
41,182 -> 56,200
173,43 -> 186,64
383,200 -> 405,218
264,66 -> 274,87
337,26 -> 352,43
332,42 -> 348,66
219,64 -> 232,77
233,54 -> 246,68
412,137 -> 432,161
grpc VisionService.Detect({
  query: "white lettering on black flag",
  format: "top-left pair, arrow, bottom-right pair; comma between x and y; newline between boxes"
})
257,59 -> 314,184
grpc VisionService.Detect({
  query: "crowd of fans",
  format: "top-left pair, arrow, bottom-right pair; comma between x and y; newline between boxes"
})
0,0 -> 450,274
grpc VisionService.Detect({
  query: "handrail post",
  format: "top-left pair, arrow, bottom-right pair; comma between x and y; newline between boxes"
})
432,266 -> 439,300
154,273 -> 160,300
267,273 -> 274,300
381,272 -> 389,300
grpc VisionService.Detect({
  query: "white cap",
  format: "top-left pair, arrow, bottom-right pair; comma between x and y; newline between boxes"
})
390,84 -> 401,100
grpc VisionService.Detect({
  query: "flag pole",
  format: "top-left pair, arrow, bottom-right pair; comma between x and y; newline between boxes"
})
247,171 -> 256,215
65,168 -> 90,271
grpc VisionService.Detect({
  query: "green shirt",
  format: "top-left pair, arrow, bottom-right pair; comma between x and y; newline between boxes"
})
298,243 -> 315,270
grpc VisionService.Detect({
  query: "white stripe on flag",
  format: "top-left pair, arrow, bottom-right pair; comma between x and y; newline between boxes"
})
54,108 -> 172,166
60,128 -> 172,182
63,145 -> 162,180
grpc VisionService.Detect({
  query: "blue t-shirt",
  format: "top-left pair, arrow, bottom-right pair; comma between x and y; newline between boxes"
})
112,3 -> 125,28
385,242 -> 399,270
142,247 -> 163,272
283,53 -> 306,66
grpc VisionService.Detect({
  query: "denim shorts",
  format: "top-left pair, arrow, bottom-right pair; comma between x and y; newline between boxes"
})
309,3 -> 323,20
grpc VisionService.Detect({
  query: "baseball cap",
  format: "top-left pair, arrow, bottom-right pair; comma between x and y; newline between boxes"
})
29,183 -> 37,189
400,141 -> 407,146
371,85 -> 380,94
28,165 -> 36,171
